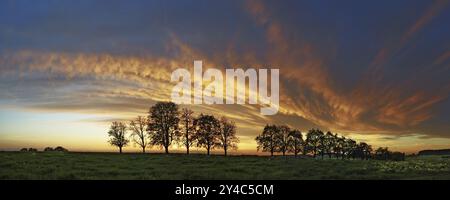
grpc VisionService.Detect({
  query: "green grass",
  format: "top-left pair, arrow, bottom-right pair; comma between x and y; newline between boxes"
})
1,152 -> 450,180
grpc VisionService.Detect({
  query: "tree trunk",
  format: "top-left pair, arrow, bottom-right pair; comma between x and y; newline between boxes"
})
207,145 -> 210,155
271,149 -> 274,157
119,146 -> 122,154
282,150 -> 285,156
164,131 -> 170,154
141,138 -> 145,153
164,146 -> 169,154
185,128 -> 189,155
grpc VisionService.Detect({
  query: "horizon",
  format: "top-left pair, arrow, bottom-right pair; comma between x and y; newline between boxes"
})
1,0 -> 450,155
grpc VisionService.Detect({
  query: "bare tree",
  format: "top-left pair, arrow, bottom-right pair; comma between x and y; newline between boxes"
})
180,108 -> 195,155
147,102 -> 180,154
129,116 -> 149,153
219,116 -> 239,156
194,114 -> 221,155
255,124 -> 278,156
108,121 -> 129,153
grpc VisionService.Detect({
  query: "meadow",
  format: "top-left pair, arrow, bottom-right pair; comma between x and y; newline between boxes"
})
1,152 -> 449,180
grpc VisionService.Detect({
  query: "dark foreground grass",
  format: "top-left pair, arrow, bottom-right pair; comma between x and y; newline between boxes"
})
1,152 -> 449,180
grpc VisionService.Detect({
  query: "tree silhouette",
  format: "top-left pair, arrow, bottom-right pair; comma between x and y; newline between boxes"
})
194,114 -> 221,155
276,125 -> 290,156
324,131 -> 336,158
252,126 -> 398,160
305,129 -> 322,158
54,146 -> 68,152
44,147 -> 54,151
287,129 -> 303,157
219,116 -> 239,156
103,100 -> 398,160
180,108 -> 195,155
344,138 -> 357,159
147,102 -> 180,154
335,136 -> 346,159
129,116 -> 149,153
316,130 -> 327,159
375,147 -> 389,160
108,121 -> 129,153
358,142 -> 372,160
255,124 -> 278,156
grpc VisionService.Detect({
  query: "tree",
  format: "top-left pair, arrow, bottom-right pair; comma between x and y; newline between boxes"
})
375,147 -> 389,160
147,102 -> 180,154
287,129 -> 303,157
333,134 -> 345,159
54,146 -> 68,152
194,114 -> 221,155
276,125 -> 290,156
343,138 -> 357,159
44,147 -> 54,152
219,116 -> 239,156
129,116 -> 149,153
305,129 -> 322,158
180,108 -> 195,155
324,131 -> 336,158
357,142 -> 372,160
108,121 -> 129,153
315,130 -> 327,159
255,124 -> 278,156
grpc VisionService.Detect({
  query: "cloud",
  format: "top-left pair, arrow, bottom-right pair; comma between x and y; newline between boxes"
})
1,0 -> 450,155
244,0 -> 450,138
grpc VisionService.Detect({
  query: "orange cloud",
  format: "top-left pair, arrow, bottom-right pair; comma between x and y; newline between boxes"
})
244,0 -> 450,137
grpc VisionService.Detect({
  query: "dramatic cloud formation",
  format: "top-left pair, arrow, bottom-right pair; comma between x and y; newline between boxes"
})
1,0 -> 450,153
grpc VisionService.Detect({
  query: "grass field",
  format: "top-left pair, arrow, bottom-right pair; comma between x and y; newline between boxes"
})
1,152 -> 450,180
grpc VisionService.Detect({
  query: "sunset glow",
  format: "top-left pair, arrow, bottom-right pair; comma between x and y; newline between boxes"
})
1,0 -> 450,154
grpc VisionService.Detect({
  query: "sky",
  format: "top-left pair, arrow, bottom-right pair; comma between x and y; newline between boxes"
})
1,0 -> 450,154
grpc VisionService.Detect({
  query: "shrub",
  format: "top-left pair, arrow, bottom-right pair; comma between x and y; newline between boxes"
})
54,146 -> 68,152
44,147 -> 54,151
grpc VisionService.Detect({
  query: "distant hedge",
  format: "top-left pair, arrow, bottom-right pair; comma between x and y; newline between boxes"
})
20,146 -> 69,152
418,149 -> 450,156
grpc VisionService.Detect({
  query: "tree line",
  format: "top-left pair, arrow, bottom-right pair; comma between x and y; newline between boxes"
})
255,125 -> 405,161
19,146 -> 68,152
108,101 -> 404,160
107,102 -> 239,155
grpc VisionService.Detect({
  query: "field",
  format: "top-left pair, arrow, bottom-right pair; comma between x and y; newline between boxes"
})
1,152 -> 450,180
